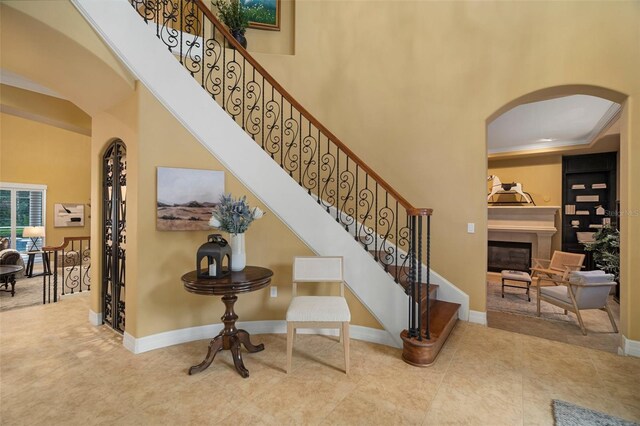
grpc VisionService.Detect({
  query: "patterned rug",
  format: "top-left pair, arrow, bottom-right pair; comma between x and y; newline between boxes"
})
486,280 -> 571,322
0,273 -> 64,312
553,400 -> 639,426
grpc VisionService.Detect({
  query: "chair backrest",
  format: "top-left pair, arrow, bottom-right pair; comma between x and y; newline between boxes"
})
569,271 -> 615,309
0,250 -> 21,266
549,251 -> 585,278
292,256 -> 344,297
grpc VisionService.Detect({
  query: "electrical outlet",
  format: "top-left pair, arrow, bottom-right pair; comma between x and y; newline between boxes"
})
270,286 -> 277,297
467,223 -> 475,234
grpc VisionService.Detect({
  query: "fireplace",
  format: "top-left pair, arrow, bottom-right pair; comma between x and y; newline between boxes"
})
488,241 -> 532,273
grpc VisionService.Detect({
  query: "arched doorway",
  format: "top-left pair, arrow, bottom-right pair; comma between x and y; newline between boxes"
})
102,139 -> 127,333
484,85 -> 628,352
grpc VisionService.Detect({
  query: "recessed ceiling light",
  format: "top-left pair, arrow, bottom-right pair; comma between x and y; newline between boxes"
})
537,138 -> 555,142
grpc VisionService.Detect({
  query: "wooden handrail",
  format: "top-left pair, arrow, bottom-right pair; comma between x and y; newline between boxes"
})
193,0 -> 430,215
42,236 -> 90,252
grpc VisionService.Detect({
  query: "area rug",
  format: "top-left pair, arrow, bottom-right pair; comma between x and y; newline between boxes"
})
0,273 -> 64,312
486,280 -> 571,322
553,400 -> 639,426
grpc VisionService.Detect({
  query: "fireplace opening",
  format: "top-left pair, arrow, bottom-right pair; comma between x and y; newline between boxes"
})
488,241 -> 532,273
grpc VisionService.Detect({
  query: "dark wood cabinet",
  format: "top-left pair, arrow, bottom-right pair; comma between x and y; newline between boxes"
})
562,152 -> 617,268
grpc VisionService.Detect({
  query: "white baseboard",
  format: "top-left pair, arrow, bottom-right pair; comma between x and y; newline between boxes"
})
468,310 -> 487,326
122,320 -> 397,354
621,335 -> 640,357
88,309 -> 102,326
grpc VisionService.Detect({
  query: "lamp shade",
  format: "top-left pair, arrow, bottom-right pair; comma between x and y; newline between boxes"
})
23,226 -> 45,238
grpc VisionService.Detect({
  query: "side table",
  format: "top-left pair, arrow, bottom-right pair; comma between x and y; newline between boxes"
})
181,266 -> 273,378
25,251 -> 52,278
0,265 -> 24,297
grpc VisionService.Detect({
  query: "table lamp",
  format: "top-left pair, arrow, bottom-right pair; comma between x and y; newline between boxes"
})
23,226 -> 45,251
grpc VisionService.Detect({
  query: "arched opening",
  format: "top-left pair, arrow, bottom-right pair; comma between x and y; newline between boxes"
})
484,85 -> 628,353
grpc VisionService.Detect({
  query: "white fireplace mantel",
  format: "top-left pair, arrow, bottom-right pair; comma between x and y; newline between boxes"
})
488,206 -> 560,261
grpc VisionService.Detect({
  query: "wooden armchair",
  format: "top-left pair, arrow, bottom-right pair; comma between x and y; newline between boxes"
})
530,251 -> 585,287
536,270 -> 617,335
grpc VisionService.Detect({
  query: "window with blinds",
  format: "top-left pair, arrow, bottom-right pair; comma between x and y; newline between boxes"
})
0,183 -> 47,254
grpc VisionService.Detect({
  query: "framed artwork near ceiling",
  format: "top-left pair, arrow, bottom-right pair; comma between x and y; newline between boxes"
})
157,167 -> 225,231
246,0 -> 280,31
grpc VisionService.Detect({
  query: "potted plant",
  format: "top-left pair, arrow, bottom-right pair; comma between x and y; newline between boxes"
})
584,225 -> 620,300
215,0 -> 249,49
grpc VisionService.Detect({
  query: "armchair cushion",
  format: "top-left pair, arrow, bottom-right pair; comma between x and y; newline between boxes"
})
540,285 -> 571,304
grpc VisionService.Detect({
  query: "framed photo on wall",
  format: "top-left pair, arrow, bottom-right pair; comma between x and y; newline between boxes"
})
54,203 -> 85,227
157,167 -> 225,231
246,0 -> 280,31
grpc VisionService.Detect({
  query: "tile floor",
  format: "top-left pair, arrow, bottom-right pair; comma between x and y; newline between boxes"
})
1,294 -> 639,425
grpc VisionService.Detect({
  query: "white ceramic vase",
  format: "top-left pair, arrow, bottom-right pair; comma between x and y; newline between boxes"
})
230,233 -> 246,272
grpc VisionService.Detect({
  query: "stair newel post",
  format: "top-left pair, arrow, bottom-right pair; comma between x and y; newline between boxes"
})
417,215 -> 423,341
408,214 -> 418,338
425,214 -> 431,340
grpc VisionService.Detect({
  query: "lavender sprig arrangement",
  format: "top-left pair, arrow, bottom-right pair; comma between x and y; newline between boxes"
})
209,194 -> 264,235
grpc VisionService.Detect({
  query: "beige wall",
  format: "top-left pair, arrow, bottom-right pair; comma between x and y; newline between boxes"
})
1,2 -> 135,115
252,1 -> 640,339
91,85 -> 381,338
5,0 -> 640,342
0,84 -> 91,135
0,113 -> 91,246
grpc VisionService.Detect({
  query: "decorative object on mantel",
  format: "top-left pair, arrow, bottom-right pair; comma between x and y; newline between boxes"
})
487,175 -> 535,205
209,194 -> 265,271
196,234 -> 232,279
215,0 -> 249,48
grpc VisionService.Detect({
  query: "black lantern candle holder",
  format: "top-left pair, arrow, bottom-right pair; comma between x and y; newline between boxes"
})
197,234 -> 232,279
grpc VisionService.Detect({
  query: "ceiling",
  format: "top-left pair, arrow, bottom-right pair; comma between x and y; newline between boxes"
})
1,68 -> 67,100
488,95 -> 621,155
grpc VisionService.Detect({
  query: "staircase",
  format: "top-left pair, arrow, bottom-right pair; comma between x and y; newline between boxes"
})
73,0 -> 462,365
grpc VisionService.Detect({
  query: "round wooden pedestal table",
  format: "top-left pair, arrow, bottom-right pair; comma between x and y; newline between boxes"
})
181,266 -> 273,378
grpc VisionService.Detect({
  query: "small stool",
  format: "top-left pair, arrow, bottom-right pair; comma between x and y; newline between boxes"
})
501,270 -> 532,302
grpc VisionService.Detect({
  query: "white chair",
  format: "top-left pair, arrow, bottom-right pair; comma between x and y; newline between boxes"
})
286,256 -> 350,374
537,270 -> 618,335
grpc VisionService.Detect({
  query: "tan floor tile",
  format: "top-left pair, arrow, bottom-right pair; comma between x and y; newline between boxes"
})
2,292 -> 640,425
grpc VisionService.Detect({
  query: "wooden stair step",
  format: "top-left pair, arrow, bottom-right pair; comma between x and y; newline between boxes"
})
401,300 -> 460,367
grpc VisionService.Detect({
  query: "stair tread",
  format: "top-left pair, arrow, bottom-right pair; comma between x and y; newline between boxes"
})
421,300 -> 460,340
401,300 -> 459,366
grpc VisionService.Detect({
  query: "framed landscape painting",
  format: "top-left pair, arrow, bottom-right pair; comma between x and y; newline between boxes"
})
157,167 -> 224,231
245,0 -> 280,30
